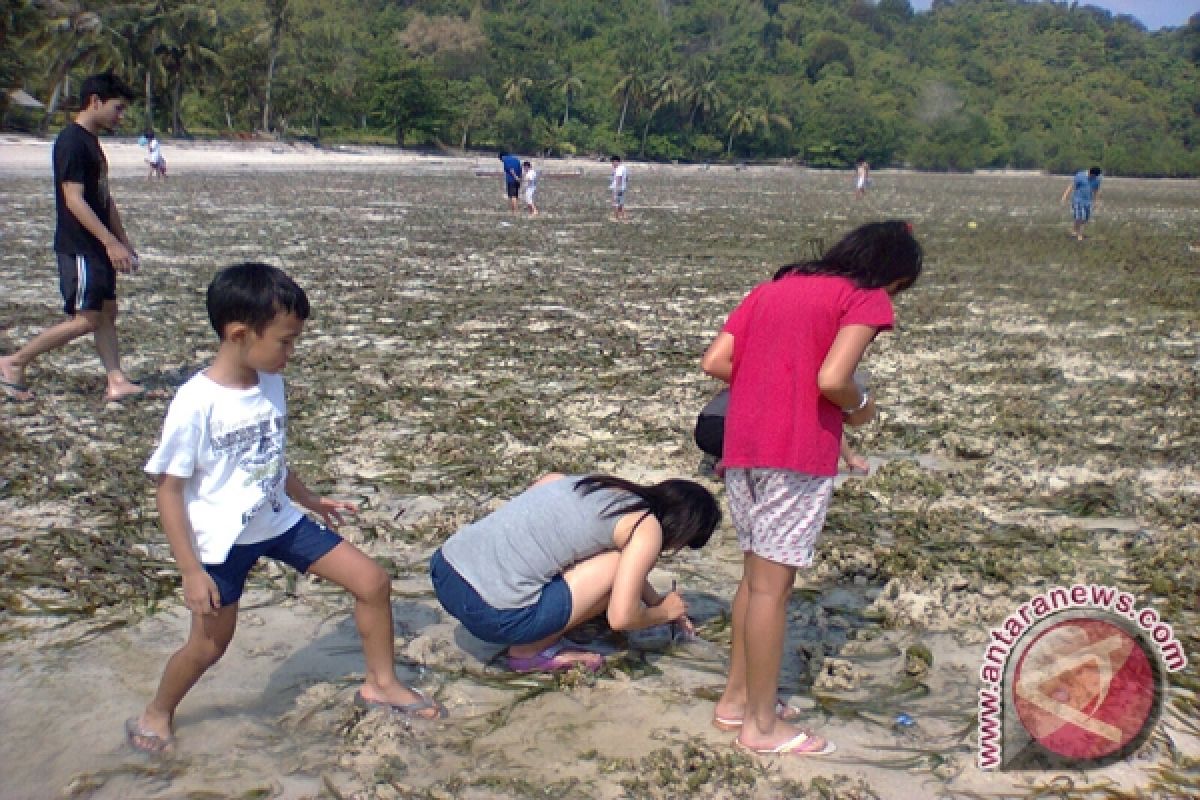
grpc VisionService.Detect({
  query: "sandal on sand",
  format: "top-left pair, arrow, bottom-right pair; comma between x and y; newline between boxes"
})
735,730 -> 836,757
712,699 -> 803,732
125,717 -> 174,754
0,377 -> 33,401
354,689 -> 447,720
505,642 -> 605,674
105,385 -> 168,404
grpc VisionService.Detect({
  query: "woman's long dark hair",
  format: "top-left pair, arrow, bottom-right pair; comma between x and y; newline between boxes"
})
773,219 -> 922,291
574,474 -> 720,552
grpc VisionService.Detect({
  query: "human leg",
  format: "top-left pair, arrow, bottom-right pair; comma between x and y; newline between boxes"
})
92,299 -> 144,400
1,310 -> 99,398
720,469 -> 833,752
735,553 -> 821,748
506,550 -> 620,661
131,604 -> 239,751
308,540 -> 442,718
715,573 -> 751,719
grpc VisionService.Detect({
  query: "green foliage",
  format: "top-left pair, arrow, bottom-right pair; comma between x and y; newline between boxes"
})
4,0 -> 1197,174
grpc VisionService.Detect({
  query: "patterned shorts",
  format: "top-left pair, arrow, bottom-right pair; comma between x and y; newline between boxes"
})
725,468 -> 834,567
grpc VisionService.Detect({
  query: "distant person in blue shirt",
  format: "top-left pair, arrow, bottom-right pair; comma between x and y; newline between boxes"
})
500,152 -> 522,212
1061,166 -> 1102,241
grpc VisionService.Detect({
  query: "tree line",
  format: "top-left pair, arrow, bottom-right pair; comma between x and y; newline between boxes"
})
3,0 -> 1199,176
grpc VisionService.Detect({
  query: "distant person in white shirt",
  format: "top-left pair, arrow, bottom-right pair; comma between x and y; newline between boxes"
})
522,160 -> 539,215
610,155 -> 628,221
854,157 -> 869,199
145,131 -> 167,179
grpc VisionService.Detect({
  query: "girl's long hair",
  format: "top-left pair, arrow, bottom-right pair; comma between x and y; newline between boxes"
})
773,219 -> 922,291
574,474 -> 720,552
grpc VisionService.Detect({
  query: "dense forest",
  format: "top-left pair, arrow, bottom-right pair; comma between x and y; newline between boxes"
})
3,0 -> 1199,175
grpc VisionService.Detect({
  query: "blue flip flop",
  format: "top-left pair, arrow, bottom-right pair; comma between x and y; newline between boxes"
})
125,717 -> 175,754
353,689 -> 447,720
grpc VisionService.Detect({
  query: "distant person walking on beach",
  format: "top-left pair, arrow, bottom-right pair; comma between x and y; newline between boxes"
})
126,263 -> 444,754
144,131 -> 166,179
854,158 -> 870,199
523,160 -> 539,215
0,71 -> 144,403
500,151 -> 522,212
431,473 -> 719,673
610,155 -> 628,221
1061,166 -> 1102,241
701,220 -> 923,758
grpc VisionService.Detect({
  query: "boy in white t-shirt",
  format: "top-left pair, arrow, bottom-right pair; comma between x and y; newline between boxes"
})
145,131 -> 166,179
126,262 -> 445,754
609,155 -> 628,221
522,160 -> 539,215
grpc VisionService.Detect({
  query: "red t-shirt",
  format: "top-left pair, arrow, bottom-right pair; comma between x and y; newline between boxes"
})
721,274 -> 895,476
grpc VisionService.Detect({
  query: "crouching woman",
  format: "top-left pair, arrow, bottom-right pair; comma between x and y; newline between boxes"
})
430,473 -> 720,672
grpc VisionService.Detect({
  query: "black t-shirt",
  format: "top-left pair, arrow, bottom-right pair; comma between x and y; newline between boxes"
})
53,123 -> 111,257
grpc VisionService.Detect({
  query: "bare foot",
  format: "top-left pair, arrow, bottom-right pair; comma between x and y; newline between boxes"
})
104,382 -> 146,403
843,454 -> 870,474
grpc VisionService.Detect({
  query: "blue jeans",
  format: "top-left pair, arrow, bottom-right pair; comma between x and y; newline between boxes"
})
429,549 -> 572,645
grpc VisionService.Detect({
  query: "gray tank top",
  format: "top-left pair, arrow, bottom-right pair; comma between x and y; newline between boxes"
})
440,476 -> 633,609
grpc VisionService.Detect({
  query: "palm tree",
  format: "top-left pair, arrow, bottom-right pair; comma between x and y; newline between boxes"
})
725,105 -> 756,156
610,63 -> 646,138
28,3 -> 127,117
154,5 -> 222,135
684,60 -> 725,129
551,66 -> 583,126
260,0 -> 290,132
502,75 -> 532,106
725,104 -> 791,156
108,1 -> 217,133
651,71 -> 685,121
639,71 -> 683,156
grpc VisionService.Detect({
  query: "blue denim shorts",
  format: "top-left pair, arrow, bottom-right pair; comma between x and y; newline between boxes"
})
205,516 -> 343,607
429,548 -> 572,645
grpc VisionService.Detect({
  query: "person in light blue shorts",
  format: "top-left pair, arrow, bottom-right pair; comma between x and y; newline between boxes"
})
431,473 -> 719,672
1061,166 -> 1102,241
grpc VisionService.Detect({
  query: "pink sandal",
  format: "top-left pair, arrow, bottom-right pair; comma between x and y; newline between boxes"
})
712,699 -> 803,731
506,642 -> 605,673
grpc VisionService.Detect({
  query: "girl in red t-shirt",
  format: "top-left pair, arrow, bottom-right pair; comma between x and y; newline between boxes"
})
700,220 -> 923,757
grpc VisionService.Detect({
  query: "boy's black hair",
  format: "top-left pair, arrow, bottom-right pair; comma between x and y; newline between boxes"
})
522,160 -> 531,168
575,474 -> 721,552
611,155 -> 621,162
207,262 -> 310,339
1089,166 -> 1102,177
773,219 -> 922,291
79,71 -> 135,108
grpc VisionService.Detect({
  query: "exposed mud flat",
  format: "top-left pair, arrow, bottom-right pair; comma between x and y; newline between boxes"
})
1,146 -> 1197,799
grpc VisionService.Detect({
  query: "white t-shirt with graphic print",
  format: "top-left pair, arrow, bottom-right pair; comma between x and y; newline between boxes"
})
144,370 -> 303,564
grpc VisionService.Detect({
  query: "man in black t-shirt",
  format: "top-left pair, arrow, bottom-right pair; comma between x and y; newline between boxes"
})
1,72 -> 146,403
